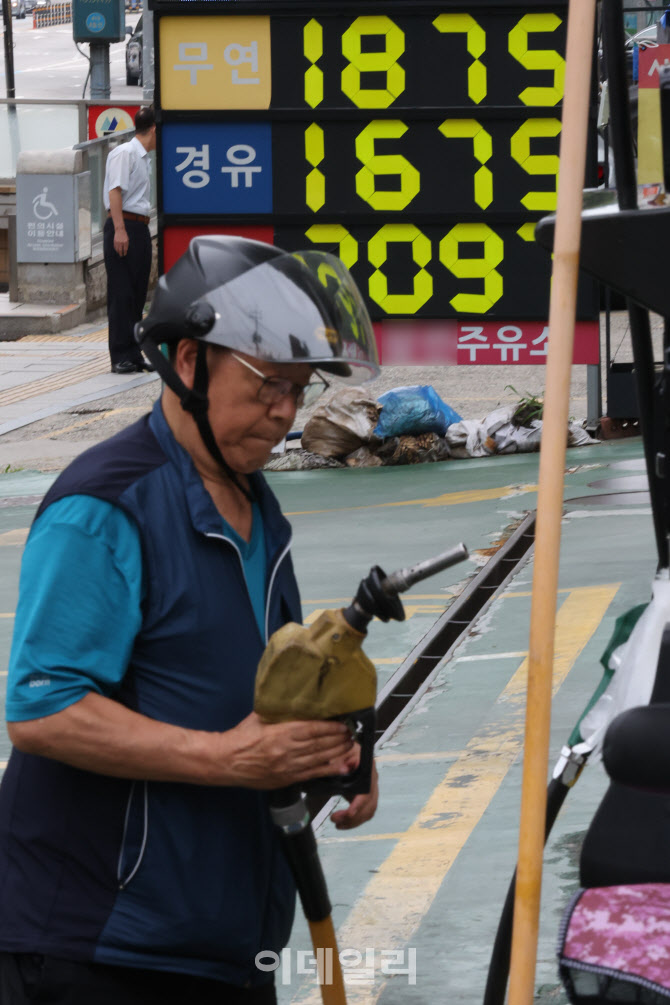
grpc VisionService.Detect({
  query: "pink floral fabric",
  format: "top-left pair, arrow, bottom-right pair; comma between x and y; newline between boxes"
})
562,884 -> 670,991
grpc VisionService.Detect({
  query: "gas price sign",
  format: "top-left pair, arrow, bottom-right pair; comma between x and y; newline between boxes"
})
151,0 -> 599,365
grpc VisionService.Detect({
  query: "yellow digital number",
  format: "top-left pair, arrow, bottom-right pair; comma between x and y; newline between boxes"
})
305,224 -> 358,269
433,14 -> 487,104
304,19 -> 324,109
368,224 -> 433,314
510,118 -> 561,210
517,222 -> 537,242
341,16 -> 405,109
508,14 -> 565,106
305,124 -> 325,212
438,120 -> 493,208
355,120 -> 420,211
439,223 -> 503,313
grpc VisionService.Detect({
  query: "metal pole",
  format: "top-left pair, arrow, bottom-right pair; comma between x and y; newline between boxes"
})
586,362 -> 602,432
89,41 -> 110,99
142,1 -> 154,100
602,0 -> 667,568
2,0 -> 15,99
507,0 -> 598,1000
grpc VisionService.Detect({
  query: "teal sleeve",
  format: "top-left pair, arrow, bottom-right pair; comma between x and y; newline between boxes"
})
6,495 -> 144,722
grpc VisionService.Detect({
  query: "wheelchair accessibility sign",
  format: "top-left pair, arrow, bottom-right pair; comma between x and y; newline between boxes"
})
16,173 -> 90,263
161,122 -> 272,215
32,188 -> 59,221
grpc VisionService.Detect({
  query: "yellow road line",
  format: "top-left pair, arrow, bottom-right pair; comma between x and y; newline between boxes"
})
18,329 -> 108,343
304,603 -> 447,626
0,356 -> 110,407
504,588 -> 572,598
302,595 -> 454,604
1,349 -> 100,358
0,614 -> 14,619
0,529 -> 29,547
375,750 -> 462,763
293,582 -> 619,1005
285,484 -> 537,517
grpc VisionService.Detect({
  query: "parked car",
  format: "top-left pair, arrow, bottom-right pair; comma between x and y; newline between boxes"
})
126,16 -> 143,86
10,0 -> 37,18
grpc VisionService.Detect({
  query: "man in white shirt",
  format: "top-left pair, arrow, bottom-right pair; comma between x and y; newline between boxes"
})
103,106 -> 157,374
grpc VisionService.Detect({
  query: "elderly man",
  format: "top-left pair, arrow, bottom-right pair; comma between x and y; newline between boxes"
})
103,105 -> 156,374
0,237 -> 380,1004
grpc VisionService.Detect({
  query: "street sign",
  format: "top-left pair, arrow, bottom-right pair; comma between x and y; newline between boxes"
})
88,105 -> 141,139
638,43 -> 670,184
162,122 -> 273,214
72,0 -> 126,42
16,173 -> 91,264
150,0 -> 600,364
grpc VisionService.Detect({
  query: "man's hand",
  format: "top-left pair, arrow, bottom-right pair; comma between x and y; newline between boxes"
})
330,756 -> 379,830
226,711 -> 355,790
108,187 -> 128,257
113,228 -> 129,257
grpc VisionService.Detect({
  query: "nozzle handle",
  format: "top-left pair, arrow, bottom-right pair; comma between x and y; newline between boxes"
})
381,543 -> 469,595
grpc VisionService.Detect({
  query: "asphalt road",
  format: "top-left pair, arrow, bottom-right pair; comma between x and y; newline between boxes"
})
2,11 -> 142,100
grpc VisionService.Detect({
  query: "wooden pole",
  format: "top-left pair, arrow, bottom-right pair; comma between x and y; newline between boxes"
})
309,917 -> 347,1004
506,1 -> 598,1002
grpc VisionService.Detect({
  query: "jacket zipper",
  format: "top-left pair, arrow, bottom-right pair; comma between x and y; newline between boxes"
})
206,527 -> 294,980
117,780 -> 149,889
205,531 -> 292,644
264,537 -> 292,643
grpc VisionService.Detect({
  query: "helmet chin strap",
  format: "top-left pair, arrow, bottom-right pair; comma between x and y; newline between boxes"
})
141,339 -> 254,504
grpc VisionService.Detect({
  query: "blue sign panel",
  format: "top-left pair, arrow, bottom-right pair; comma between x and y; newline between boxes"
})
86,12 -> 105,31
162,123 -> 273,215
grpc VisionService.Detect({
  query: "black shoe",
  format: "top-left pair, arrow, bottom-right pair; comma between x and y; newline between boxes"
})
111,360 -> 140,374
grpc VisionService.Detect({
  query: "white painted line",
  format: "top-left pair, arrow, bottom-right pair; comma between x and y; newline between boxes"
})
565,508 -> 653,517
455,651 -> 528,662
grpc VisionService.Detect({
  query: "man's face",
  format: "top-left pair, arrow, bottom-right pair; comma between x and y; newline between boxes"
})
205,348 -> 314,474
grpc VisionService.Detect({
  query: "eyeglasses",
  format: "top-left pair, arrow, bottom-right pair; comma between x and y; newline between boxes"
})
231,354 -> 329,409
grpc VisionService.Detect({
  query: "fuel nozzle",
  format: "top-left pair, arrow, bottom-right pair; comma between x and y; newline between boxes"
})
344,542 -> 470,634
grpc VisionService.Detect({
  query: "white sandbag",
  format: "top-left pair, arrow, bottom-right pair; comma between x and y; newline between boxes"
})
579,573 -> 670,760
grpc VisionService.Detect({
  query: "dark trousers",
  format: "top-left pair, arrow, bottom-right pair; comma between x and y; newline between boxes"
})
0,953 -> 277,1004
103,217 -> 152,367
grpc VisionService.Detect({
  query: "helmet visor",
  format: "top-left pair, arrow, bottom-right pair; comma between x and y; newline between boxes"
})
190,249 -> 379,383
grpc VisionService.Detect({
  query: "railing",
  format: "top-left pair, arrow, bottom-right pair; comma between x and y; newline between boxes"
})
0,101 -> 155,251
0,99 -> 87,181
33,2 -> 72,28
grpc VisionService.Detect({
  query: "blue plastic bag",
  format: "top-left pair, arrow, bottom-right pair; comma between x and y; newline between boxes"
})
374,385 -> 462,439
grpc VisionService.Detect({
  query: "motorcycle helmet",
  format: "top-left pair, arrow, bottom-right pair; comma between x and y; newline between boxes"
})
135,235 -> 380,498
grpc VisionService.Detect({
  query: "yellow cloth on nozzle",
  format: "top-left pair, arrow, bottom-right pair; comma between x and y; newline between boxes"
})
254,609 -> 377,721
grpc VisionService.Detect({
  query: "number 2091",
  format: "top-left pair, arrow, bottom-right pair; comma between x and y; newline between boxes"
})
302,221 -> 535,316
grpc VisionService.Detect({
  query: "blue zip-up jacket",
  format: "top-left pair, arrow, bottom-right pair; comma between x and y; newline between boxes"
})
0,401 -> 300,985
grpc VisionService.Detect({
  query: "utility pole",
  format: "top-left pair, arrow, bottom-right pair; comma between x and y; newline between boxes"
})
89,42 -> 110,99
72,0 -> 125,98
142,2 -> 153,100
2,0 -> 16,99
